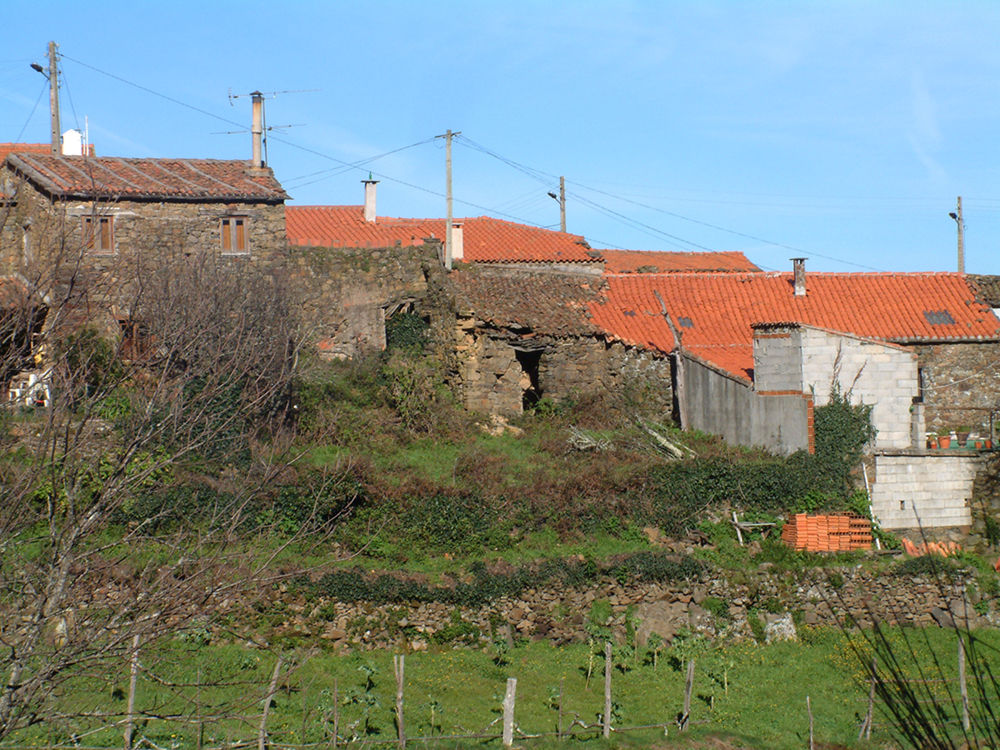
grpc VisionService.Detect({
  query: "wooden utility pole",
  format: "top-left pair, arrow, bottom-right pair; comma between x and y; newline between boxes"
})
48,41 -> 61,154
437,129 -> 461,270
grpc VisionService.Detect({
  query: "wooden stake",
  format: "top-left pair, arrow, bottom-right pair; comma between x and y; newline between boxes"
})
681,659 -> 694,732
258,655 -> 283,750
603,642 -> 613,739
124,634 -> 140,750
859,657 -> 875,741
557,677 -> 564,740
807,695 -> 814,750
502,677 -> 517,747
959,637 -> 970,732
394,654 -> 406,749
332,679 -> 339,750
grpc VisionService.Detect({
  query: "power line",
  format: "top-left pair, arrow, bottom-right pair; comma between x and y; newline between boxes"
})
60,53 -> 244,130
13,79 -> 47,145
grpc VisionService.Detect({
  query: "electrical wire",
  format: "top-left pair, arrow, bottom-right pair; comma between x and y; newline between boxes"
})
282,137 -> 437,189
13,79 -> 47,145
60,53 -> 244,130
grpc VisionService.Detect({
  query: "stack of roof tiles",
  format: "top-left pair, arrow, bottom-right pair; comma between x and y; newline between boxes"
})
781,513 -> 872,552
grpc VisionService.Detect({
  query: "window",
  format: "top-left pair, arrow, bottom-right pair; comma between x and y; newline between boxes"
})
82,215 -> 114,254
220,216 -> 248,255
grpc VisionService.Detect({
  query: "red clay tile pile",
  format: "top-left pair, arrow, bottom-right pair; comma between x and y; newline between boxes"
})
781,513 -> 872,552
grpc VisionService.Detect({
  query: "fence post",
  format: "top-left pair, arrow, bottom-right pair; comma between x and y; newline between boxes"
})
859,657 -> 875,740
603,642 -> 613,739
959,636 -> 970,732
502,677 -> 517,747
258,655 -> 283,750
394,654 -> 406,749
557,677 -> 564,740
124,633 -> 140,750
807,695 -> 814,750
332,678 -> 339,750
680,659 -> 694,731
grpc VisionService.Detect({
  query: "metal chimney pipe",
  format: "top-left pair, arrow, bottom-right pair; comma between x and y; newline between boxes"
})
792,257 -> 807,296
251,91 -> 264,167
363,177 -> 378,222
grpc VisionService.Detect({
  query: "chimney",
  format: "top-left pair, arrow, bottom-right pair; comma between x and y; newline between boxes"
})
363,176 -> 379,222
251,91 -> 264,168
451,221 -> 464,261
792,257 -> 807,297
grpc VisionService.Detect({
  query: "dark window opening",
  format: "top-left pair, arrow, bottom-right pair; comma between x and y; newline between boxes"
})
516,349 -> 542,410
119,319 -> 153,361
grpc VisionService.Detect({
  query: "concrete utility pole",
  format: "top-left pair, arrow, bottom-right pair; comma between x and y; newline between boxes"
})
548,176 -> 567,232
436,129 -> 460,270
949,196 -> 965,273
47,41 -> 61,154
559,176 -> 566,232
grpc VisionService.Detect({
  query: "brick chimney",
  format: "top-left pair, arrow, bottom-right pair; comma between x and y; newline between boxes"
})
451,221 -> 464,261
792,257 -> 807,297
363,176 -> 378,223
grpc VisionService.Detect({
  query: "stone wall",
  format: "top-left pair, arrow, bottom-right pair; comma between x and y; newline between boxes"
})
0,174 -> 288,314
277,567 -> 978,653
450,325 -> 673,418
914,342 -> 1000,437
286,243 -> 442,359
871,452 -> 983,530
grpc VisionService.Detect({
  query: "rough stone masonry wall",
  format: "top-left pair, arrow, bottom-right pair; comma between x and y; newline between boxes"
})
277,568 -> 979,653
871,452 -> 982,530
0,174 -> 287,312
450,326 -> 673,418
287,243 -> 442,359
915,342 -> 1000,437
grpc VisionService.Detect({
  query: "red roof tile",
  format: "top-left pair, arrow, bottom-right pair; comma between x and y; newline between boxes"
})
0,143 -> 51,164
4,154 -> 287,202
286,205 -> 598,263
596,249 -> 760,273
589,272 -> 1000,381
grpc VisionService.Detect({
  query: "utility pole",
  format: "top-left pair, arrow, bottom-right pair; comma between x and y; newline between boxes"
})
949,196 -> 965,274
436,129 -> 460,270
47,41 -> 61,155
548,176 -> 567,232
559,176 -> 566,232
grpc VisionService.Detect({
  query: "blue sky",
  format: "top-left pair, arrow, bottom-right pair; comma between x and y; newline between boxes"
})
3,1 -> 999,273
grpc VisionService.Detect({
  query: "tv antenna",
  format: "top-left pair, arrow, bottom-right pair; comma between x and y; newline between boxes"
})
219,88 -> 319,163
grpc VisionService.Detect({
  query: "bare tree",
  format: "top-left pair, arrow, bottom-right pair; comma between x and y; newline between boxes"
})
0,215 -> 332,738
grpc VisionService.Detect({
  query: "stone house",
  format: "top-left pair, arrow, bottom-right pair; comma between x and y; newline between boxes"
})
435,266 -> 673,417
0,151 -> 288,334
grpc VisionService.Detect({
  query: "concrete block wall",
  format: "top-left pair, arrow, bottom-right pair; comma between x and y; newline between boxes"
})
871,453 -> 981,529
798,328 -> 920,450
753,332 -> 803,392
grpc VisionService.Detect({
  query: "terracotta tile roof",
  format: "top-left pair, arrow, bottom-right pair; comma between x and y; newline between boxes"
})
287,206 -> 441,248
0,143 -> 51,164
3,153 -> 287,202
286,205 -> 598,263
0,276 -> 43,308
448,268 -> 603,336
596,249 -> 760,273
589,272 -> 1000,381
970,275 -> 1000,308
